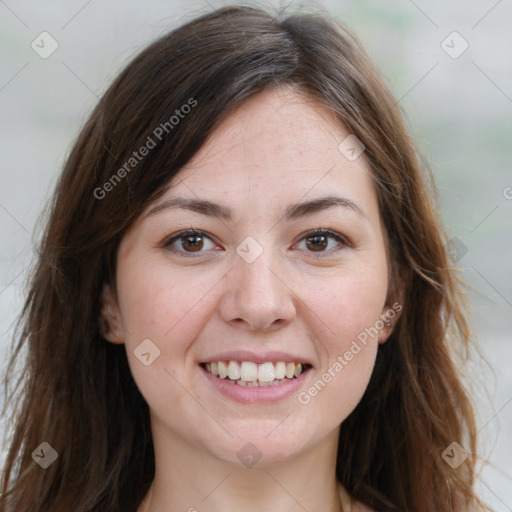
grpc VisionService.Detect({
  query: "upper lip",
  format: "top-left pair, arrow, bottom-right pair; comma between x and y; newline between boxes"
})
200,351 -> 312,366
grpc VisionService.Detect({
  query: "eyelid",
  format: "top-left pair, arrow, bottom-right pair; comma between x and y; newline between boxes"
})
162,229 -> 219,258
162,228 -> 350,258
298,228 -> 350,245
294,228 -> 352,255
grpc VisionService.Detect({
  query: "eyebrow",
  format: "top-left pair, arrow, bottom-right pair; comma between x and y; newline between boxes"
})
145,195 -> 367,222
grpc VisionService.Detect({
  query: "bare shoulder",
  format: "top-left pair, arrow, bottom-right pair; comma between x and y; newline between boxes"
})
338,482 -> 377,512
352,502 -> 377,512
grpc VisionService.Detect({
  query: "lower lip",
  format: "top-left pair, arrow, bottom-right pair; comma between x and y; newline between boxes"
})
199,365 -> 312,404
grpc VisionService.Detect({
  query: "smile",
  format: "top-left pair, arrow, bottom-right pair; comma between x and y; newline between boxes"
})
201,360 -> 312,386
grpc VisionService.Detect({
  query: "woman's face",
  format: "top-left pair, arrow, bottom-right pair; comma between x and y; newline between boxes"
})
104,86 -> 397,466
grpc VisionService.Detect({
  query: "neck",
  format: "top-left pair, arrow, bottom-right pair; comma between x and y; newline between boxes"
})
142,420 -> 343,512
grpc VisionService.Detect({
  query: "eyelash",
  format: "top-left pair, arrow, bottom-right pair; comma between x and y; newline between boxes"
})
162,228 -> 350,258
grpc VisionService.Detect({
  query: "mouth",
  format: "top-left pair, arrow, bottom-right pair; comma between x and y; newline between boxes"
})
200,360 -> 313,387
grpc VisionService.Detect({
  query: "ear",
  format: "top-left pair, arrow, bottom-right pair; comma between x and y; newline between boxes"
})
99,283 -> 125,344
378,269 -> 405,344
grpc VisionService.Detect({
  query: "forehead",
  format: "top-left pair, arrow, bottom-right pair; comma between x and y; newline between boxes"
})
166,87 -> 377,212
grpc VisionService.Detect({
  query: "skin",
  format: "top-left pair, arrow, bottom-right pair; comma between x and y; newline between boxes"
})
101,86 -> 402,512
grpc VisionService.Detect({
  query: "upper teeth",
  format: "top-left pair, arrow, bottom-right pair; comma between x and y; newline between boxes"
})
204,361 -> 305,383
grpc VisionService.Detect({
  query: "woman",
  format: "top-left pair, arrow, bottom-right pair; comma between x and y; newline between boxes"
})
1,5 -> 492,511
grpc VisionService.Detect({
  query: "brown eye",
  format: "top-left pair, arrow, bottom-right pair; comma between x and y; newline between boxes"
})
296,229 -> 348,255
181,233 -> 204,252
305,234 -> 329,252
163,230 -> 217,257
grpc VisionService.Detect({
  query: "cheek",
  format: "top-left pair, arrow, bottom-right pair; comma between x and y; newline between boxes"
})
306,260 -> 389,344
294,262 -> 387,419
296,295 -> 383,428
117,258 -> 219,346
298,340 -> 377,429
115,256 -> 236,404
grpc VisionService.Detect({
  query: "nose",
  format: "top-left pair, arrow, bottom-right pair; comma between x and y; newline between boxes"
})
218,247 -> 296,332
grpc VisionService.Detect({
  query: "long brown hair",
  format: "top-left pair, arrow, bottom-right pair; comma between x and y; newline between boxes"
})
1,5 -> 492,511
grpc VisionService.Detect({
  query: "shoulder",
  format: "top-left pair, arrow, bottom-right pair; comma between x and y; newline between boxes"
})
352,503 -> 377,512
338,482 -> 377,512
